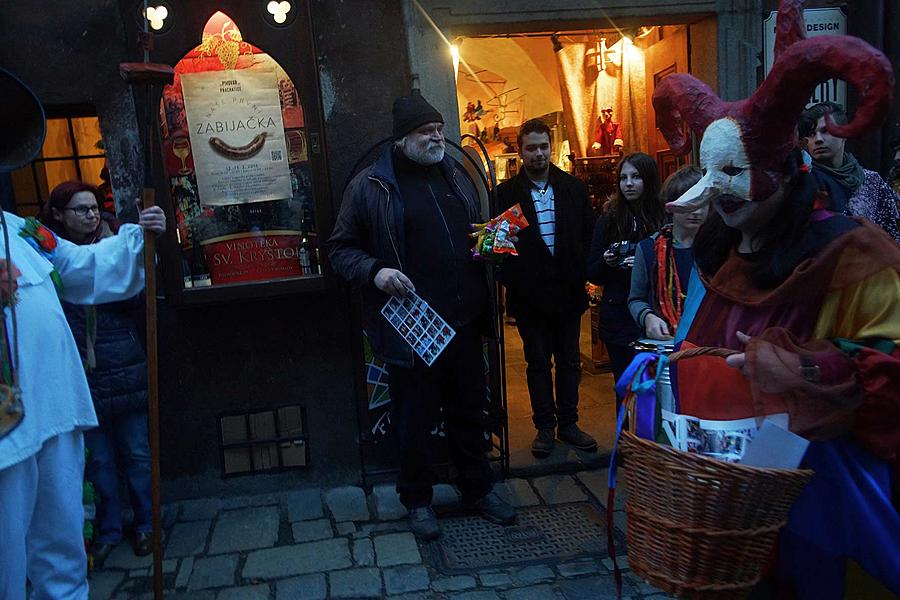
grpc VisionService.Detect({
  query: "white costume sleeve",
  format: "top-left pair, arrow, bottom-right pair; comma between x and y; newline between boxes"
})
51,223 -> 146,304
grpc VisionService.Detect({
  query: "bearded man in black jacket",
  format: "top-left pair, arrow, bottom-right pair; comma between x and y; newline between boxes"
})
496,119 -> 598,458
328,92 -> 515,540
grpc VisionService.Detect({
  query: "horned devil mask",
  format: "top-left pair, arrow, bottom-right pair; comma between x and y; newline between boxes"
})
654,0 -> 894,213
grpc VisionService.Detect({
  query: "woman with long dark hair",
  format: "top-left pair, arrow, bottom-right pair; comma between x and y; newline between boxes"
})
586,152 -> 663,403
43,181 -> 152,567
650,3 -> 899,593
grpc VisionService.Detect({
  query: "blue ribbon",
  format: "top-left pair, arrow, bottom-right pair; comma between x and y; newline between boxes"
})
606,351 -> 670,599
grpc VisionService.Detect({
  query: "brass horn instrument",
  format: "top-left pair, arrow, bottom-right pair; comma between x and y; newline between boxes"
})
0,68 -> 44,438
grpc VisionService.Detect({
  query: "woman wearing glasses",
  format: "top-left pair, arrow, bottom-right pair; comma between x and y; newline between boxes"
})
43,181 -> 153,567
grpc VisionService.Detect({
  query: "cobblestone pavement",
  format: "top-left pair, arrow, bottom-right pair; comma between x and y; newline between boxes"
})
90,469 -> 674,599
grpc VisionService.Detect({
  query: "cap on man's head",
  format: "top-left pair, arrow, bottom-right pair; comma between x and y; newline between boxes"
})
392,91 -> 444,139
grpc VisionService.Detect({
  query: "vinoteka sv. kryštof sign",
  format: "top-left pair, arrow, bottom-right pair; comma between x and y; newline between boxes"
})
181,68 -> 292,206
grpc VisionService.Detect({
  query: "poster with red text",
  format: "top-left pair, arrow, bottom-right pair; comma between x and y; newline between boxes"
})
181,68 -> 292,206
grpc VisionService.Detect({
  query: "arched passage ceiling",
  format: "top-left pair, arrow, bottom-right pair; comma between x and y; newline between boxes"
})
457,37 -> 562,120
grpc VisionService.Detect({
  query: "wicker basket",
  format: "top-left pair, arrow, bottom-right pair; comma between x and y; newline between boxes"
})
620,430 -> 814,599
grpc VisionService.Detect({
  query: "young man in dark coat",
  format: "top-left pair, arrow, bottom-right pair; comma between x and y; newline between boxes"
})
496,119 -> 598,458
328,92 -> 515,540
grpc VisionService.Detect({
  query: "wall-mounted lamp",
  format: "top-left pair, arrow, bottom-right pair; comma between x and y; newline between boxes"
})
267,1 -> 292,25
141,4 -> 170,32
450,44 -> 460,81
550,33 -> 563,53
586,38 -> 612,72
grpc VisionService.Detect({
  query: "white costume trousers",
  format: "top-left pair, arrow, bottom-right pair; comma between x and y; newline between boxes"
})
0,430 -> 88,600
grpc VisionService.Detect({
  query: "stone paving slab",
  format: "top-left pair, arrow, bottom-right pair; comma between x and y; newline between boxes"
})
216,584 -> 270,600
448,592 -> 501,600
286,488 -> 324,522
336,522 -> 356,535
558,575 -> 623,600
493,478 -> 541,507
531,475 -> 588,504
558,558 -> 601,577
188,554 -> 238,590
243,538 -> 351,579
104,543 -> 154,570
372,484 -> 408,520
507,584 -> 560,600
374,532 -> 422,567
208,506 -> 279,554
383,565 -> 430,595
325,486 -> 371,521
353,538 -> 375,566
179,498 -> 223,522
330,567 -> 382,598
166,520 -> 211,557
222,492 -> 281,509
512,565 -> 555,585
175,556 -> 194,589
432,575 -> 477,592
576,468 -> 627,510
88,571 -> 124,600
478,572 -> 513,587
275,573 -> 327,600
291,518 -> 334,543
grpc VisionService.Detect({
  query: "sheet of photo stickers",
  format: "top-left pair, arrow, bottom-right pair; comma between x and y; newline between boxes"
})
381,291 -> 456,366
661,410 -> 789,463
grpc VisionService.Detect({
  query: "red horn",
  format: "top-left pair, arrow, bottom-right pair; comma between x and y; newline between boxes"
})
748,36 -> 894,143
773,0 -> 807,61
652,74 -> 726,155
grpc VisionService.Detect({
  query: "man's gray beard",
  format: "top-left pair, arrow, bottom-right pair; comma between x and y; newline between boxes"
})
403,142 -> 445,165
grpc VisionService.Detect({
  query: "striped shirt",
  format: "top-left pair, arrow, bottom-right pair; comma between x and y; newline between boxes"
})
529,180 -> 556,255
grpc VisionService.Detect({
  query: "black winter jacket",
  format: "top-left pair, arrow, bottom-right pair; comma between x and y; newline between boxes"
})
328,145 -> 494,367
62,295 -> 148,422
496,165 -> 594,319
586,213 -> 642,346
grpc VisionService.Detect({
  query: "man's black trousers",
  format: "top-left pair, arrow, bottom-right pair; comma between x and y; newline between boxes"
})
387,324 -> 493,509
515,311 -> 583,430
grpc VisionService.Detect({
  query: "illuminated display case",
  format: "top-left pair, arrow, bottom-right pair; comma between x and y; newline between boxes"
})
127,1 -> 332,304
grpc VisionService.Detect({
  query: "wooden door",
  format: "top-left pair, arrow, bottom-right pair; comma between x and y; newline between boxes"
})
645,27 -> 690,181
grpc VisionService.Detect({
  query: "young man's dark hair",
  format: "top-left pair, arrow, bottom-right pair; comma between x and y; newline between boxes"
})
517,118 -> 552,149
798,101 -> 848,138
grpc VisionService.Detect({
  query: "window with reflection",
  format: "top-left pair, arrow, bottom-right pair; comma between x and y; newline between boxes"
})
10,113 -> 107,217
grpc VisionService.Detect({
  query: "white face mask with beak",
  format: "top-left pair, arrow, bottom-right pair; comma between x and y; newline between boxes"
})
667,118 -> 753,212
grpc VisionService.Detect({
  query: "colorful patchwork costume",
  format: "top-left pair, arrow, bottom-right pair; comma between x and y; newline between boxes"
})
653,0 -> 900,596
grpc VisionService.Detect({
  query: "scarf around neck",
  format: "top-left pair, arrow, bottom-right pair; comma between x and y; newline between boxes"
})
815,152 -> 865,193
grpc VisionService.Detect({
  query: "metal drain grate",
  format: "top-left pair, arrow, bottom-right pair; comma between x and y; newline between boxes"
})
434,502 -> 611,571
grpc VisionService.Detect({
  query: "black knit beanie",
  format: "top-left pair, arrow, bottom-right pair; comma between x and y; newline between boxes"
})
392,92 -> 443,139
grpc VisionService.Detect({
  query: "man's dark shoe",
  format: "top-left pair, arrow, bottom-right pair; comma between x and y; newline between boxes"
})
408,506 -> 441,541
531,428 -> 555,458
133,532 -> 153,557
469,491 -> 516,526
92,542 -> 115,569
558,424 -> 598,452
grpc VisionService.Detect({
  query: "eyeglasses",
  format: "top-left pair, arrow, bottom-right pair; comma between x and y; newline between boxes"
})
65,206 -> 100,217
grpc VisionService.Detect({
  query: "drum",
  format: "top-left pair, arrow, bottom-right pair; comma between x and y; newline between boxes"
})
631,338 -> 676,412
